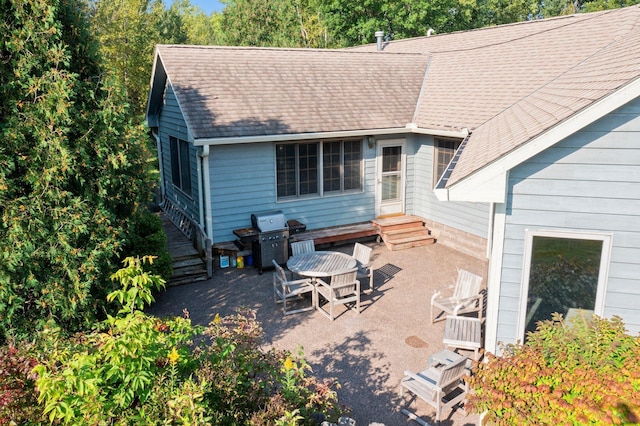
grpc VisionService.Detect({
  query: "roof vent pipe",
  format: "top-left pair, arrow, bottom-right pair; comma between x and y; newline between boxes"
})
427,28 -> 435,37
375,31 -> 384,50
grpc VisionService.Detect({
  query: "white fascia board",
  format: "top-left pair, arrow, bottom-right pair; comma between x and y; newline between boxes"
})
433,187 -> 449,201
193,125 -> 468,146
410,126 -> 469,139
447,171 -> 508,203
443,77 -> 640,203
193,128 -> 410,146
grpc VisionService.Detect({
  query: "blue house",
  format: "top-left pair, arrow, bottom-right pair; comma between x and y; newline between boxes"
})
146,6 -> 640,354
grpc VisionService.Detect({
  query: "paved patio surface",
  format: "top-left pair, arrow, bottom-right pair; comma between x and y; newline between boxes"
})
147,240 -> 488,425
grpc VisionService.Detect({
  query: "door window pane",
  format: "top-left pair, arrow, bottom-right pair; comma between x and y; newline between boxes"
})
382,146 -> 401,172
381,175 -> 400,200
525,236 -> 602,335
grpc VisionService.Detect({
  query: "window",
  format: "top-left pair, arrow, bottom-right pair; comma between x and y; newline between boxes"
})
434,138 -> 461,186
520,230 -> 611,340
169,136 -> 192,195
276,139 -> 362,200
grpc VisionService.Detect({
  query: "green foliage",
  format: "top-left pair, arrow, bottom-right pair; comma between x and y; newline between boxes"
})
13,257 -> 343,424
467,314 -> 640,424
88,0 -> 167,116
220,0 -> 332,47
122,210 -> 173,281
0,0 -> 154,341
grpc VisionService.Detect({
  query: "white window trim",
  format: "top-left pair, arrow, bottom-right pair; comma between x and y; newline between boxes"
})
517,229 -> 613,340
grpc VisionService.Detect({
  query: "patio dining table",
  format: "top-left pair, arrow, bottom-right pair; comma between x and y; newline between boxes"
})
286,251 -> 357,281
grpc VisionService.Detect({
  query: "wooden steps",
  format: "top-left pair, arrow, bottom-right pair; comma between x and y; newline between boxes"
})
161,213 -> 209,286
372,215 -> 435,251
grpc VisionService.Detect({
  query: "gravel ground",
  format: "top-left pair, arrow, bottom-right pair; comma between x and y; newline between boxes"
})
146,241 -> 487,426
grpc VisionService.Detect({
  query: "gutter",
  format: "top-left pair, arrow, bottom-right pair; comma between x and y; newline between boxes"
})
193,125 -> 469,146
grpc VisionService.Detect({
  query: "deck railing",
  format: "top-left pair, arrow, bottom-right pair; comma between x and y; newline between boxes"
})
159,198 -> 213,278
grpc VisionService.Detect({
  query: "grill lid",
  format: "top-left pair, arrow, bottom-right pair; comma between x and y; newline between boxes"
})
251,210 -> 288,232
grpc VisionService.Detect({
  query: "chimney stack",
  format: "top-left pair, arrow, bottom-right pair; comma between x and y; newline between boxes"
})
375,31 -> 384,51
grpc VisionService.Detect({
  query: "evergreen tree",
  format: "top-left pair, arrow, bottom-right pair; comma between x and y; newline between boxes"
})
0,0 -> 154,340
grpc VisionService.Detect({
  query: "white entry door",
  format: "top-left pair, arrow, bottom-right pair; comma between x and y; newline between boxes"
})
375,139 -> 406,217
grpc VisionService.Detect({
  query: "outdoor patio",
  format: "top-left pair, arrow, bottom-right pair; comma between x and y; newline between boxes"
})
146,240 -> 488,425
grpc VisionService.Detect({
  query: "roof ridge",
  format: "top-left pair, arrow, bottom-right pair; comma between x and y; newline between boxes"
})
156,43 -> 426,56
428,8 -> 625,54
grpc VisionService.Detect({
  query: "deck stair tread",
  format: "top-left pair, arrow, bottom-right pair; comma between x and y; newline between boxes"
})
159,211 -> 209,286
382,226 -> 430,237
373,215 -> 435,251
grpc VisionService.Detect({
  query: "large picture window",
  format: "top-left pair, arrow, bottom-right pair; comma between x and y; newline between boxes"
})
276,139 -> 362,200
169,136 -> 192,195
434,138 -> 461,186
520,230 -> 611,340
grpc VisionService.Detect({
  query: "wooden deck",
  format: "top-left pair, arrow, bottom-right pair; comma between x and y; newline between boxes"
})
289,222 -> 378,246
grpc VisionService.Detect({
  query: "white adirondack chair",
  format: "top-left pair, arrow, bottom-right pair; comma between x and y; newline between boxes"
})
431,269 -> 483,323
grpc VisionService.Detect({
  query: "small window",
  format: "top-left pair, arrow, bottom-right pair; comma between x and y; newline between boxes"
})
169,136 -> 192,195
434,138 -> 461,186
276,139 -> 362,200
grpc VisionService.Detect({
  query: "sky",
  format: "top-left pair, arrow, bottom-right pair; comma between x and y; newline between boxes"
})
177,0 -> 225,14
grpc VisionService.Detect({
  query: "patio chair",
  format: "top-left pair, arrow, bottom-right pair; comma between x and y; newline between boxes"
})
272,260 -> 316,316
430,269 -> 483,323
400,351 -> 468,425
443,315 -> 483,361
291,239 -> 315,257
316,268 -> 360,321
352,242 -> 373,293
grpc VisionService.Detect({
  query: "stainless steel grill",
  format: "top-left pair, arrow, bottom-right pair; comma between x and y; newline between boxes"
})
250,210 -> 289,274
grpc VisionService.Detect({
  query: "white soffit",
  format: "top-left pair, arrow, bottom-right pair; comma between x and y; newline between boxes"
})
444,77 -> 640,203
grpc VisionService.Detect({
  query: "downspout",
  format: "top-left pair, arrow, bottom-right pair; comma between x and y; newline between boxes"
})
152,130 -> 165,204
201,145 -> 213,241
197,148 -> 204,228
486,202 -> 495,259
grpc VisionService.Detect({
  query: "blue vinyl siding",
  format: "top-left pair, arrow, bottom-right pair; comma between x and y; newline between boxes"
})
496,97 -> 640,345
157,84 -> 199,221
411,135 -> 490,238
207,140 -> 377,243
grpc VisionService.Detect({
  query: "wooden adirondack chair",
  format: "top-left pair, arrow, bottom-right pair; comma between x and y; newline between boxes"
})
431,269 -> 483,323
400,350 -> 469,424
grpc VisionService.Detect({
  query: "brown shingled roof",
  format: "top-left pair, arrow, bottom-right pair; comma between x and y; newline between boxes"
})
156,46 -> 429,139
150,5 -> 640,186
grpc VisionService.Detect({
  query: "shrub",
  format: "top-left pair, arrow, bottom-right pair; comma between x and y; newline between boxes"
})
24,256 -> 344,425
122,210 -> 172,281
467,313 -> 640,425
0,343 -> 39,425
